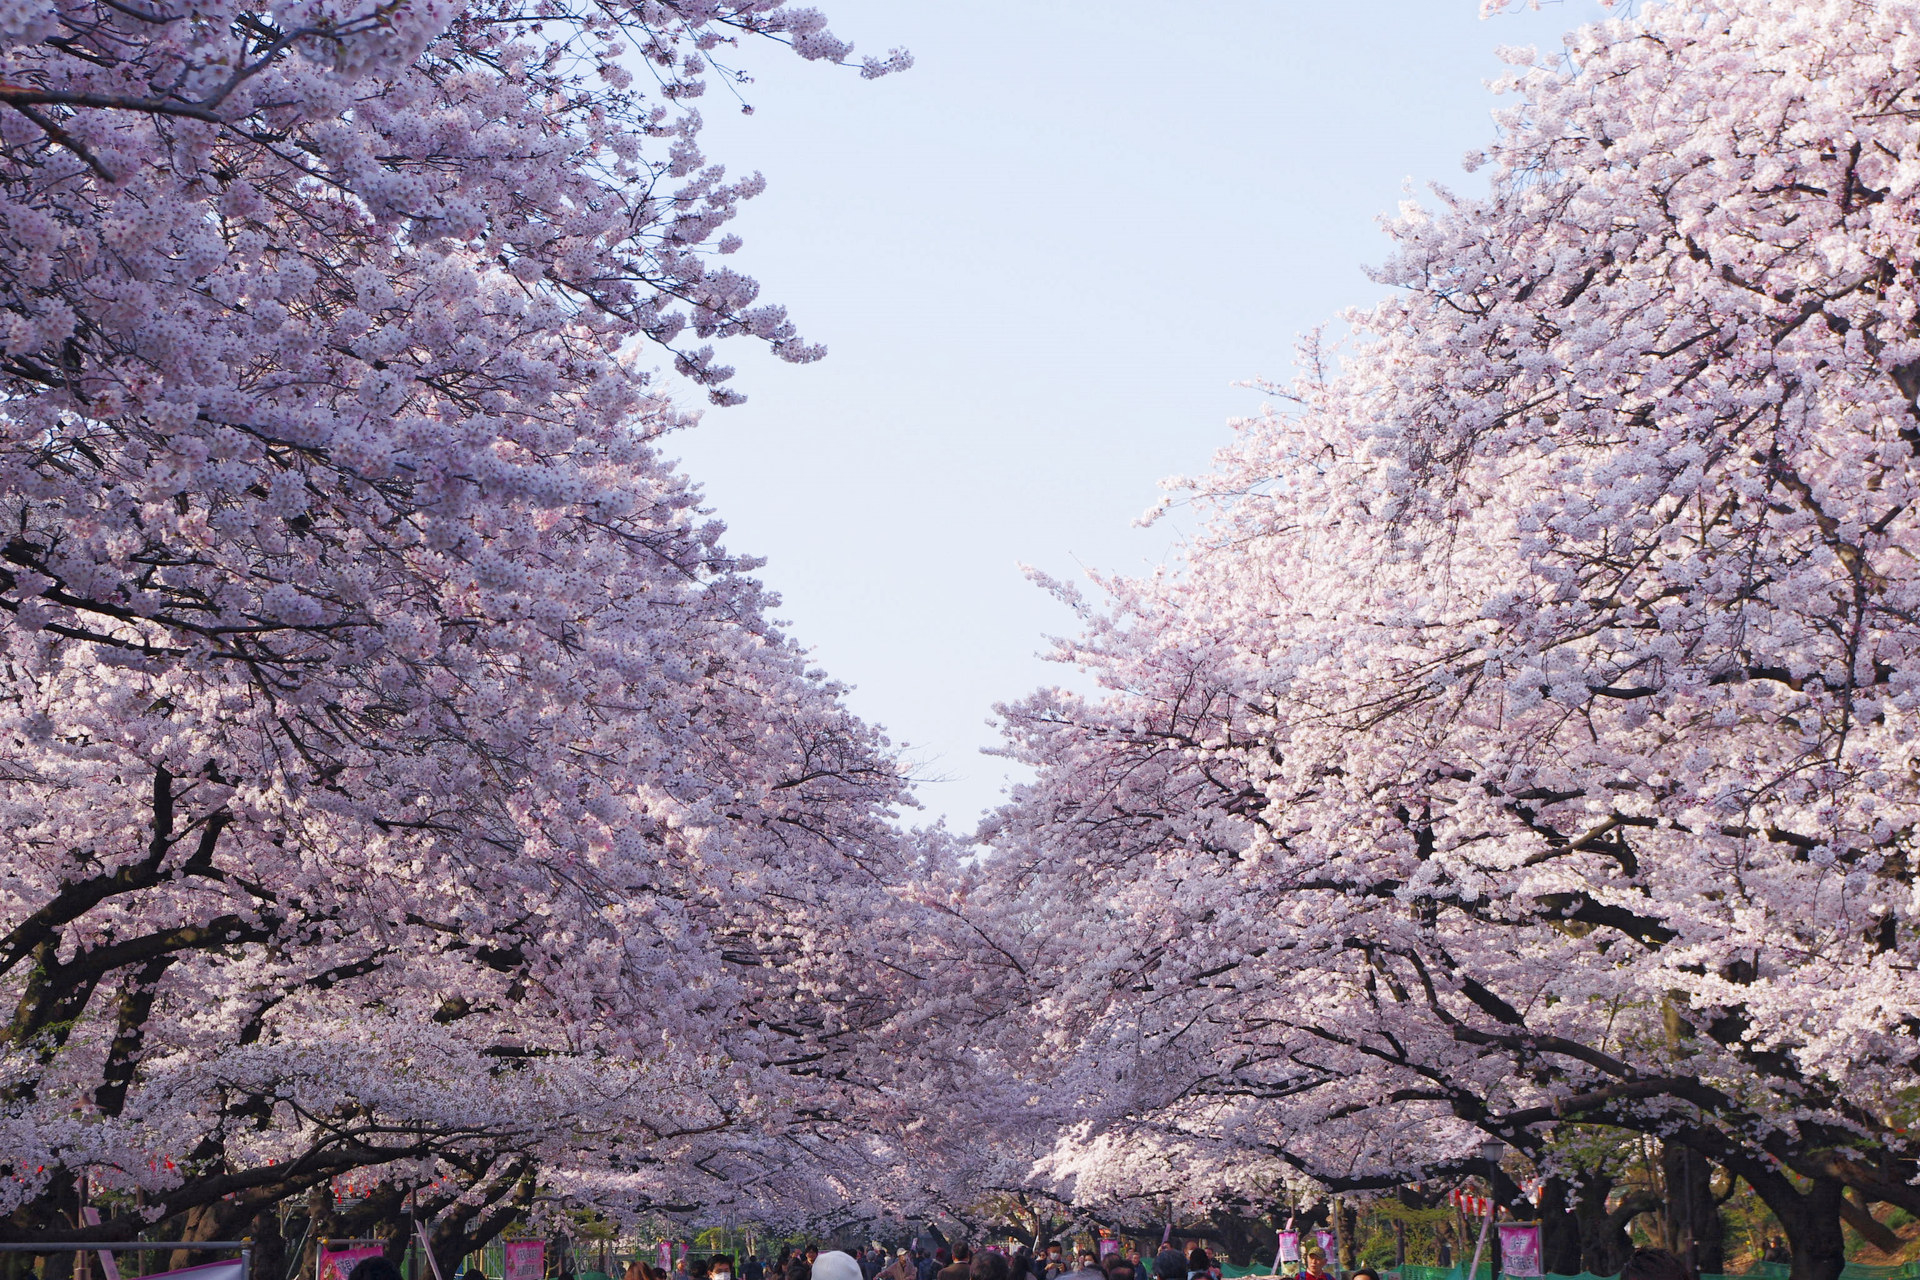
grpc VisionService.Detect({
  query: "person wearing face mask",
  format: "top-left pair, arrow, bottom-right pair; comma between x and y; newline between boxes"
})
712,1258 -> 735,1280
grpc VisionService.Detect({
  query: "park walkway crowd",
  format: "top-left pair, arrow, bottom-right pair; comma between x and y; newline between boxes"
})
619,1237 -> 1364,1280
581,1235 -> 1696,1280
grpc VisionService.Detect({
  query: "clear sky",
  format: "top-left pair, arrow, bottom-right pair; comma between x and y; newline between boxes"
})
663,0 -> 1614,832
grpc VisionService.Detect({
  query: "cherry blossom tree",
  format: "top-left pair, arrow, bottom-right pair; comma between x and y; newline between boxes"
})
0,0 -> 946,1257
977,3 -> 1920,1278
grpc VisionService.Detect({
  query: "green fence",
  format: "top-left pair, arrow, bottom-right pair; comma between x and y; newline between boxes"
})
1222,1266 -> 1920,1280
1745,1267 -> 1920,1280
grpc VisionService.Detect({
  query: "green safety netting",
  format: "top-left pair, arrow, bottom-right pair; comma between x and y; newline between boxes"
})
1220,1266 -> 1920,1280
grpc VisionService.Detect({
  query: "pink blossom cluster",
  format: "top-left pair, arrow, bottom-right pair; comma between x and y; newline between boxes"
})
0,0 -> 967,1252
971,1 -> 1920,1272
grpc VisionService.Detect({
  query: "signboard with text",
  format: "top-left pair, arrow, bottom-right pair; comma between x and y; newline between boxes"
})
505,1242 -> 546,1280
320,1247 -> 384,1280
1497,1225 -> 1542,1278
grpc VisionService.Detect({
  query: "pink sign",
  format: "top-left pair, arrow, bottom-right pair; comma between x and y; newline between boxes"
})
659,1246 -> 673,1272
1276,1234 -> 1299,1264
1098,1244 -> 1119,1259
505,1242 -> 546,1280
1496,1225 -> 1542,1278
321,1248 -> 385,1280
1313,1233 -> 1334,1258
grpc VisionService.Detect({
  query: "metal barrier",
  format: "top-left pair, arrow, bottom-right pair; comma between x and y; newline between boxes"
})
0,1241 -> 251,1280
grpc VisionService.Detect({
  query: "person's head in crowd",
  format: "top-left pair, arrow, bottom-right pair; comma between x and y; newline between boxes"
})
970,1253 -> 1008,1280
349,1261 -> 403,1280
953,1248 -> 973,1267
1353,1270 -> 1381,1280
810,1252 -> 861,1280
1107,1262 -> 1136,1280
1621,1251 -> 1691,1280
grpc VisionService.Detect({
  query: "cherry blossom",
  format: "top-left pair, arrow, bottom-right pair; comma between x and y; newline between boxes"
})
977,4 -> 1920,1279
0,0 -> 947,1255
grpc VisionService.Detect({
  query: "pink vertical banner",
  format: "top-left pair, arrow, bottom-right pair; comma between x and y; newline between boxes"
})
1276,1234 -> 1300,1264
659,1246 -> 673,1272
1099,1244 -> 1118,1260
505,1243 -> 546,1280
1313,1234 -> 1334,1258
1496,1225 -> 1542,1278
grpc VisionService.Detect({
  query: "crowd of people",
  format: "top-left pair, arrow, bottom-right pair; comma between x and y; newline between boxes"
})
600,1236 -> 1696,1280
618,1237 -> 1372,1280
415,1235 -> 1695,1280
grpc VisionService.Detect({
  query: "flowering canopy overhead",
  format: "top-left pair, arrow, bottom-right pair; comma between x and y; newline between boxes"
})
978,3 -> 1920,1277
0,0 -> 953,1252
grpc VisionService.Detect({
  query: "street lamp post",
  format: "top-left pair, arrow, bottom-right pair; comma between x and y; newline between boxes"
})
1465,1141 -> 1505,1280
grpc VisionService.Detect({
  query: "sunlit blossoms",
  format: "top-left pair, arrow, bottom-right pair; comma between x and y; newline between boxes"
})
11,0 -> 1920,1270
975,4 -> 1920,1279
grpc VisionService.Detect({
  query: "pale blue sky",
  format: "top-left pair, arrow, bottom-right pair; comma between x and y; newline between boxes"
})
665,0 -> 1613,830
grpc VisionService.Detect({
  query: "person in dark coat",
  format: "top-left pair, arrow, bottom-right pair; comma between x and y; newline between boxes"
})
938,1247 -> 973,1280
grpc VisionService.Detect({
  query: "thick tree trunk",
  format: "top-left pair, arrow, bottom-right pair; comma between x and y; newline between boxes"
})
1573,1175 -> 1658,1277
1659,1146 -> 1725,1275
1783,1180 -> 1847,1280
1742,1172 -> 1846,1280
1531,1179 -> 1582,1277
425,1163 -> 534,1280
247,1206 -> 292,1280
